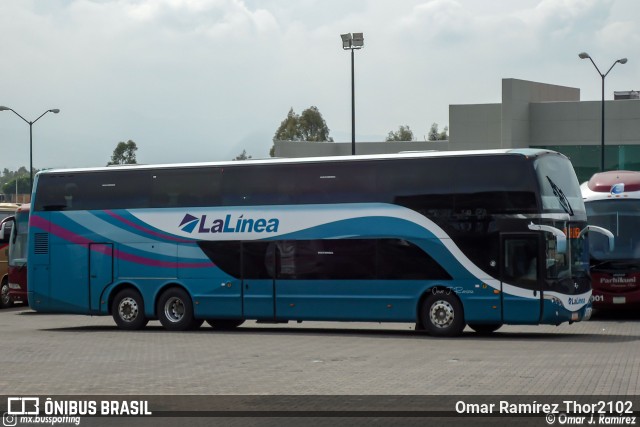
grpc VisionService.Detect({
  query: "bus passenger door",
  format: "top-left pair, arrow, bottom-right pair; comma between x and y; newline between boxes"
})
89,243 -> 114,312
500,234 -> 543,324
242,242 -> 275,320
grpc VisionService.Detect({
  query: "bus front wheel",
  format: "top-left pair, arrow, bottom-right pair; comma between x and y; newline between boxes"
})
420,293 -> 465,337
112,289 -> 149,330
157,288 -> 195,331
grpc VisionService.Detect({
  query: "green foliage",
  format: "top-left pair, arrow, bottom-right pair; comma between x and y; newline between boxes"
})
271,106 -> 333,157
428,123 -> 448,141
232,150 -> 252,161
274,108 -> 303,142
0,167 -> 34,196
299,106 -> 333,142
386,125 -> 414,142
107,140 -> 138,166
1,175 -> 30,195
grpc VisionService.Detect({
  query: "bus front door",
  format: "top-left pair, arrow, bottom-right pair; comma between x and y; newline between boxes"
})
500,234 -> 543,324
242,242 -> 275,321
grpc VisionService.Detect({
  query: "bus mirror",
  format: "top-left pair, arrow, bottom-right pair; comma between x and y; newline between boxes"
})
578,225 -> 615,252
528,222 -> 567,254
0,219 -> 12,243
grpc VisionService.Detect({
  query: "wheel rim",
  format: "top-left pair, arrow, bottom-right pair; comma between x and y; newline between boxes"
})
118,297 -> 139,322
1,284 -> 10,306
164,297 -> 185,323
429,299 -> 455,329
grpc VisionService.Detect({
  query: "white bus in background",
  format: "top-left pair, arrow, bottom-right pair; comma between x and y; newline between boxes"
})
581,170 -> 640,310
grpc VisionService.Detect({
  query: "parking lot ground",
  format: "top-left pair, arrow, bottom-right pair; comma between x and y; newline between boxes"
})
1,306 -> 639,426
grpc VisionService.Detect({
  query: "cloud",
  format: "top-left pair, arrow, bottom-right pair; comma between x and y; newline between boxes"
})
0,0 -> 638,169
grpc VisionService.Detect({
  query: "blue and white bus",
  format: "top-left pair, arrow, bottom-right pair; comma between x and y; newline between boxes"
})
27,149 -> 591,336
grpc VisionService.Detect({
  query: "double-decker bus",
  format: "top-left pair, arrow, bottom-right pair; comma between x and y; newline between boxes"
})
27,149 -> 591,336
6,204 -> 29,305
0,202 -> 20,308
581,170 -> 640,309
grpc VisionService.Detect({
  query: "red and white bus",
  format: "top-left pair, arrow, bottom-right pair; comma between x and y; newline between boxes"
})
0,203 -> 20,308
581,171 -> 640,309
7,204 -> 29,305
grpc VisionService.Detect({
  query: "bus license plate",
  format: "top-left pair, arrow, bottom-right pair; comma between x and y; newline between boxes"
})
613,296 -> 626,304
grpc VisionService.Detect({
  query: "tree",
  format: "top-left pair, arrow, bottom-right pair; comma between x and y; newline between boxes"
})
2,175 -> 30,195
427,123 -> 448,141
108,140 -> 138,166
299,106 -> 333,142
386,125 -> 414,142
271,106 -> 333,157
233,150 -> 252,161
274,108 -> 303,142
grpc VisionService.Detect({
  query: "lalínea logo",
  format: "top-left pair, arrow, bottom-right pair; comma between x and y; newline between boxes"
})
179,213 -> 280,234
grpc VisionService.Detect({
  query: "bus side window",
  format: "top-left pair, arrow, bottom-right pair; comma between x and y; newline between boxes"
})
504,238 -> 538,287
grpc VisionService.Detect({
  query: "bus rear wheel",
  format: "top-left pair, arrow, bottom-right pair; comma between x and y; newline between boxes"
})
206,319 -> 245,330
112,289 -> 149,330
468,323 -> 502,334
157,288 -> 195,331
421,293 -> 465,337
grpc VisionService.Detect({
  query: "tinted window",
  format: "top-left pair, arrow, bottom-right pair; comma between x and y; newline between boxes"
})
503,236 -> 539,290
288,163 -> 376,204
35,171 -> 152,211
535,154 -> 585,215
377,239 -> 451,280
221,165 -> 292,206
243,242 -> 272,279
197,241 -> 241,278
151,168 -> 222,208
586,200 -> 640,261
198,239 -> 450,281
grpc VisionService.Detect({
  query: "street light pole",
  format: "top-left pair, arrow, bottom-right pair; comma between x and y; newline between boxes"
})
0,106 -> 60,192
341,32 -> 364,155
578,52 -> 628,172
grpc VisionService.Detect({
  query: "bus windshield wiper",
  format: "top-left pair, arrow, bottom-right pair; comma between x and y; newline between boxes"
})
546,176 -> 574,216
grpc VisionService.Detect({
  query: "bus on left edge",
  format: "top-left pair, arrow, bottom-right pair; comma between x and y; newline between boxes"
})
0,202 -> 21,308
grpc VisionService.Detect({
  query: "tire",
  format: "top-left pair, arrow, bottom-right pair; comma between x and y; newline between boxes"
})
112,289 -> 149,330
0,280 -> 12,309
468,323 -> 502,334
157,288 -> 194,331
206,319 -> 245,330
420,292 -> 465,337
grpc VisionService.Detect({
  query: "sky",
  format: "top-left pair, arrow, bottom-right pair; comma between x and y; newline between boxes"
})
0,0 -> 638,170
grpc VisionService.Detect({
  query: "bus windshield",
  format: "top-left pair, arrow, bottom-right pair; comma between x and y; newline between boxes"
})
534,155 -> 585,215
585,199 -> 640,262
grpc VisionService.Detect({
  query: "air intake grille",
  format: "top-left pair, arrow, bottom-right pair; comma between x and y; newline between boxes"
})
34,233 -> 49,255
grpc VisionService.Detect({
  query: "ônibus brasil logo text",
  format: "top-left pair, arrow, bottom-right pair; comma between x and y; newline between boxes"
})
179,214 -> 279,234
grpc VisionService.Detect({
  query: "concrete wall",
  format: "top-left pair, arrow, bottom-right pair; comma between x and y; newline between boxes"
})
448,103 -> 501,150
449,78 -> 581,150
530,99 -> 640,147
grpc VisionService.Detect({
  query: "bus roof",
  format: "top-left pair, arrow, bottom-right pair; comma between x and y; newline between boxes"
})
35,148 -> 562,175
581,170 -> 640,201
